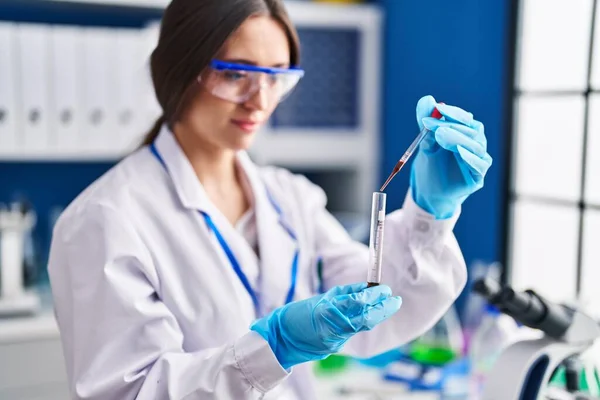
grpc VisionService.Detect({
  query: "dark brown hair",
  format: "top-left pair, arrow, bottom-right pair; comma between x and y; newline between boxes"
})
141,0 -> 300,146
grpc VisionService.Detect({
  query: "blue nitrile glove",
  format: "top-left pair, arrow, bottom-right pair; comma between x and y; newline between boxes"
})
410,95 -> 493,219
250,283 -> 402,370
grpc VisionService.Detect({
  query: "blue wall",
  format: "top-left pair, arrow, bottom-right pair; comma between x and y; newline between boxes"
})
377,0 -> 512,271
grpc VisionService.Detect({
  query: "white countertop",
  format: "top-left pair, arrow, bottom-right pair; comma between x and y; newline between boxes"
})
314,364 -> 439,400
0,310 -> 59,344
0,285 -> 60,344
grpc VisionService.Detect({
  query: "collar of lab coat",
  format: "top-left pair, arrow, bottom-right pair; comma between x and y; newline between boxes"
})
154,124 -> 265,215
153,125 -> 298,310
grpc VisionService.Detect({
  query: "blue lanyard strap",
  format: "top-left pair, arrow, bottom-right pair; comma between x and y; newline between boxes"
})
201,211 -> 260,310
149,142 -> 298,312
150,143 -> 166,169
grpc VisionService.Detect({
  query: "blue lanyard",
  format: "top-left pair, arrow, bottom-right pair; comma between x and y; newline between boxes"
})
149,142 -> 299,314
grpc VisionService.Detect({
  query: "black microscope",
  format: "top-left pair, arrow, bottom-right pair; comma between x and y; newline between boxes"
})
473,277 -> 600,400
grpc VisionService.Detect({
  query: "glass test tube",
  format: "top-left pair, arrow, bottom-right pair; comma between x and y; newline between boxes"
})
367,192 -> 386,287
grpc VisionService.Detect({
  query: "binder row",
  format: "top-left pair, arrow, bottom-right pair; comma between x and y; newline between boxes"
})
0,21 -> 162,159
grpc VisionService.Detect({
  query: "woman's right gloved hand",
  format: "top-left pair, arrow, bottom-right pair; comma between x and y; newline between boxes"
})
250,283 -> 402,370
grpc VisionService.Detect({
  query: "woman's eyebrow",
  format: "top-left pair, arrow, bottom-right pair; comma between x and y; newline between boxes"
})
220,58 -> 288,68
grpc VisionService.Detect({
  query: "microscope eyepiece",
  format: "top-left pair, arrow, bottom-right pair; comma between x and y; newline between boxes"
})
473,277 -> 503,302
472,278 -> 572,339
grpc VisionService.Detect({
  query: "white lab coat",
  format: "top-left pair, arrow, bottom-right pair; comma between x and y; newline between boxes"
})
48,125 -> 467,400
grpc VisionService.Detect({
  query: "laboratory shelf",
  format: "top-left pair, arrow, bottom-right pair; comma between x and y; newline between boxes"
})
1,0 -> 382,166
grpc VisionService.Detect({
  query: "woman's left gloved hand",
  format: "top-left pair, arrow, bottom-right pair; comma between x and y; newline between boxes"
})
410,95 -> 493,219
250,283 -> 401,370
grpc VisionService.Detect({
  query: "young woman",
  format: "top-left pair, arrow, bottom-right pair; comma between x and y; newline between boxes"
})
47,0 -> 492,399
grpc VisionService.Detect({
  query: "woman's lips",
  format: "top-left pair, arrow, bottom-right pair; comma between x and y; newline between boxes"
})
231,119 -> 261,133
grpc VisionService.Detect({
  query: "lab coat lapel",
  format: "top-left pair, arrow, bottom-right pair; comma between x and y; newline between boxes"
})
237,153 -> 298,315
153,126 -> 260,319
153,125 -> 216,213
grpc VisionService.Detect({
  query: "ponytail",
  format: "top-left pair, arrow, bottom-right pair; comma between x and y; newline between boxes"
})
140,115 -> 166,147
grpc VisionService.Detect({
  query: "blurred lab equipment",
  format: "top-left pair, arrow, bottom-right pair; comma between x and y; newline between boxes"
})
543,355 -> 600,399
410,306 -> 464,367
468,303 -> 519,398
382,349 -> 469,395
19,200 -> 40,288
473,277 -> 600,400
410,96 -> 493,219
380,306 -> 465,394
461,261 -> 503,354
548,354 -> 600,397
0,202 -> 41,316
367,192 -> 386,287
543,388 -> 600,400
315,354 -> 352,375
380,105 -> 443,192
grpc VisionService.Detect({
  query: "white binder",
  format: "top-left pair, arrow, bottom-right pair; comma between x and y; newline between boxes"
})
0,22 -> 18,155
81,27 -> 116,153
115,28 -> 144,153
49,25 -> 82,153
139,21 -> 162,134
16,23 -> 51,154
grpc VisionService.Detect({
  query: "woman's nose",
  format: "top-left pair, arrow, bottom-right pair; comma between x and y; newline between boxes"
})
244,79 -> 271,111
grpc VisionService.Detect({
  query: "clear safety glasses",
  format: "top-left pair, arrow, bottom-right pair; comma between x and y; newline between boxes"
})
198,60 -> 305,105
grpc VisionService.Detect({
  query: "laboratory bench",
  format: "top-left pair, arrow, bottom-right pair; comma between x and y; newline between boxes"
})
0,298 -> 68,399
314,365 -> 439,400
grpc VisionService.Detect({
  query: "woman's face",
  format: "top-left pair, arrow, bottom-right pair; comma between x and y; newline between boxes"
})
176,15 -> 291,152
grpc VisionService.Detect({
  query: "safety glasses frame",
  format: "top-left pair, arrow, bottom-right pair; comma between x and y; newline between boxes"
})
209,60 -> 305,78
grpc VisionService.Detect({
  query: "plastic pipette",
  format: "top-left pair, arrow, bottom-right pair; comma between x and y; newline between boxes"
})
379,106 -> 444,192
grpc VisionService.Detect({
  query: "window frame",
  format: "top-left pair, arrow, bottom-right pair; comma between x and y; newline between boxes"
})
503,0 -> 600,302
